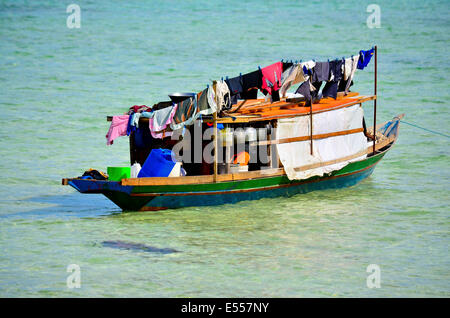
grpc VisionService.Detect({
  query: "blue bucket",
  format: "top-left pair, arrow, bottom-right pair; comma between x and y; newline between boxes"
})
137,148 -> 176,178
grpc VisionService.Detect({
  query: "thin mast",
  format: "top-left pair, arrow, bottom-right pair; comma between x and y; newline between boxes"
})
373,45 -> 377,155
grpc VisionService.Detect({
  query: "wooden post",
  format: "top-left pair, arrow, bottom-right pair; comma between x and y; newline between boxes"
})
373,45 -> 377,155
310,99 -> 313,155
213,112 -> 218,182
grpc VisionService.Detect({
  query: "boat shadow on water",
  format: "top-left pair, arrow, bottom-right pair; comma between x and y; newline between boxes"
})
99,240 -> 179,254
3,192 -> 122,220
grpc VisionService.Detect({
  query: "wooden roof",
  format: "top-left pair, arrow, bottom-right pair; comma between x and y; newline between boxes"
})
209,92 -> 376,124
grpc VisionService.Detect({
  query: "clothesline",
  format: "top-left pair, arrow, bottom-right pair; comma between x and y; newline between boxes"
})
106,47 -> 375,146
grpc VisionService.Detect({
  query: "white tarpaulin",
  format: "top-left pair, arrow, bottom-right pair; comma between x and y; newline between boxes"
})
276,104 -> 367,180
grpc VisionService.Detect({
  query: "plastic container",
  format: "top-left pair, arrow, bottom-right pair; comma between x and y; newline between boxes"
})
230,164 -> 248,173
107,167 -> 131,181
130,163 -> 141,178
138,148 -> 176,178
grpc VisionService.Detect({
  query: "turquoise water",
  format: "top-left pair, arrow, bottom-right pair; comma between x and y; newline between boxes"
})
0,0 -> 449,297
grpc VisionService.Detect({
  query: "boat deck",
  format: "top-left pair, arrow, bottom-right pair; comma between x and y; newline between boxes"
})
204,92 -> 376,124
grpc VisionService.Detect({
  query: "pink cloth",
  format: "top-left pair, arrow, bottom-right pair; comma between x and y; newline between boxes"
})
149,104 -> 178,139
261,61 -> 283,95
106,115 -> 129,145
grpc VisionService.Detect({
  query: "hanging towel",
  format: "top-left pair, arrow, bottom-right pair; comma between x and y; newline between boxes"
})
206,85 -> 217,113
196,87 -> 215,116
345,55 -> 359,93
149,104 -> 178,139
261,61 -> 283,95
215,80 -> 231,111
279,64 -> 305,98
106,115 -> 130,145
171,96 -> 198,130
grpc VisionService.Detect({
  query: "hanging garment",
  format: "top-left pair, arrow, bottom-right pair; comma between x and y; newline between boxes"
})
261,61 -> 283,95
342,55 -> 359,93
206,85 -> 217,113
240,69 -> 262,99
196,88 -> 215,116
215,80 -> 231,111
345,55 -> 359,93
106,115 -> 130,145
276,104 -> 367,181
300,60 -> 316,77
357,48 -> 375,70
171,97 -> 197,130
343,55 -> 359,81
322,59 -> 344,99
295,79 -> 317,104
279,64 -> 305,98
282,61 -> 294,71
149,104 -> 178,139
127,105 -> 150,115
225,76 -> 243,96
312,61 -> 330,83
131,112 -> 142,128
225,76 -> 244,105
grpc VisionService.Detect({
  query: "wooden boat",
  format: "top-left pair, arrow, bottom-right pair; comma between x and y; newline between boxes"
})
62,47 -> 404,211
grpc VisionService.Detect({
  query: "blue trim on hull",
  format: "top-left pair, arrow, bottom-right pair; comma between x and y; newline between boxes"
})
141,165 -> 377,209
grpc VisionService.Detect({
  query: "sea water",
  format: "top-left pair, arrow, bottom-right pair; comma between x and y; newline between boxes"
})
0,0 -> 448,297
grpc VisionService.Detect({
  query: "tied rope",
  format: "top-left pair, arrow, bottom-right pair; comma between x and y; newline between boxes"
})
400,120 -> 450,139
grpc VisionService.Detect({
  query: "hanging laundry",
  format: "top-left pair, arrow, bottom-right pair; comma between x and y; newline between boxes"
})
225,76 -> 243,96
295,79 -> 317,104
240,69 -> 262,99
312,61 -> 330,83
261,61 -> 283,95
282,61 -> 294,71
279,64 -> 305,98
132,112 -> 142,128
300,60 -> 316,76
225,75 -> 244,105
343,55 -> 359,81
127,105 -> 150,115
206,85 -> 217,113
171,97 -> 198,130
340,55 -> 359,94
106,115 -> 130,145
149,104 -> 178,139
196,88 -> 215,116
322,59 -> 344,99
357,48 -> 375,70
214,80 -> 231,112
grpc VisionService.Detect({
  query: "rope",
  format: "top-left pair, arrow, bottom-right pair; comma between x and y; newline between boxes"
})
401,120 -> 450,139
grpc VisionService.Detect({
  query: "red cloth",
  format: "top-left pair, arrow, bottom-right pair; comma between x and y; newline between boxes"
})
128,105 -> 149,114
261,62 -> 283,95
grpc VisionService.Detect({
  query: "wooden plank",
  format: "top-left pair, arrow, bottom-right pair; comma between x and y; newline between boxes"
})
121,167 -> 286,186
252,128 -> 365,146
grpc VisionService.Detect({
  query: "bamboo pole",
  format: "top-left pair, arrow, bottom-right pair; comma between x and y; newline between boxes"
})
373,45 -> 377,155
